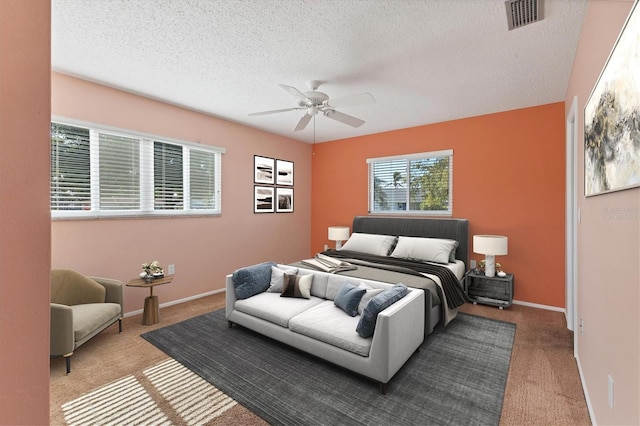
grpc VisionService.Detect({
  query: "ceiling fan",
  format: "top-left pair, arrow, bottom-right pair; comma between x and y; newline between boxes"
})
249,80 -> 375,131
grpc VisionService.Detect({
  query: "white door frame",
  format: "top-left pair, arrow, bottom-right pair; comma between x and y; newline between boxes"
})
565,96 -> 578,347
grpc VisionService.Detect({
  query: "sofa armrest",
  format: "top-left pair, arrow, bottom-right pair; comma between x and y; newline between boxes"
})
90,276 -> 124,315
225,274 -> 237,319
50,303 -> 75,356
368,288 -> 425,382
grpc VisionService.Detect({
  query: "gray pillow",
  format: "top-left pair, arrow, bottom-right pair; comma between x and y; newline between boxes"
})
357,286 -> 384,315
334,282 -> 366,317
356,284 -> 408,338
232,261 -> 277,299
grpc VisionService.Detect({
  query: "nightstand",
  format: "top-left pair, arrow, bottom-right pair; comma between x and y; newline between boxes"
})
465,271 -> 514,309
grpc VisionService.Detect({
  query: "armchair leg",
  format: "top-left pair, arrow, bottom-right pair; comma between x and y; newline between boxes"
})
119,318 -> 123,333
65,356 -> 71,374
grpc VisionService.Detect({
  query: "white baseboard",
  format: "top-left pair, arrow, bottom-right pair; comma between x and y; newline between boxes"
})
512,299 -> 565,313
575,353 -> 596,425
123,288 -> 226,318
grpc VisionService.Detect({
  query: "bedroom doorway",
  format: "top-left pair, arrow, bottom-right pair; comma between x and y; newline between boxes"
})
565,96 -> 578,342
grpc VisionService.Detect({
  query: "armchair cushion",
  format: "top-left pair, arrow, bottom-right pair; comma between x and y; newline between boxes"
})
72,303 -> 122,344
51,269 -> 105,305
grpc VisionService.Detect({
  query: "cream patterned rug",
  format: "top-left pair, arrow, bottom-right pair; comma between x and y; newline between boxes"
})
62,358 -> 236,426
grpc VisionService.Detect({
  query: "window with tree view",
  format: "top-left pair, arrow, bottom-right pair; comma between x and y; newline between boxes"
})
367,150 -> 453,215
50,120 -> 223,219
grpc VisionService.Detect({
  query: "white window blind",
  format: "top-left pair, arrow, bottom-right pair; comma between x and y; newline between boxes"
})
98,132 -> 141,211
154,141 -> 183,210
51,123 -> 91,211
189,148 -> 218,210
367,150 -> 453,215
51,119 -> 224,219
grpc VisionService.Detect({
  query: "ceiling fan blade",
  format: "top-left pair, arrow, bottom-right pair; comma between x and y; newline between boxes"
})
279,84 -> 309,102
249,107 -> 303,116
325,92 -> 375,108
293,113 -> 313,131
324,110 -> 365,128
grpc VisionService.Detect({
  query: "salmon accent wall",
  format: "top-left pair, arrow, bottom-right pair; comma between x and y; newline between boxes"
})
51,73 -> 312,315
565,1 -> 639,424
312,103 -> 566,308
0,1 -> 51,424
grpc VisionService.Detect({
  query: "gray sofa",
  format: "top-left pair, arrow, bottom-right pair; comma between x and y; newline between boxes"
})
225,263 -> 425,393
50,269 -> 124,374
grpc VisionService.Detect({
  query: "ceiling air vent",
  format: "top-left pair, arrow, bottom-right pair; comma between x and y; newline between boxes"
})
505,0 -> 543,30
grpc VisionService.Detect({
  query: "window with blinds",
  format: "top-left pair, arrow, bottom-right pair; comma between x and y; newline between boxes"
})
50,120 -> 223,219
367,150 -> 453,215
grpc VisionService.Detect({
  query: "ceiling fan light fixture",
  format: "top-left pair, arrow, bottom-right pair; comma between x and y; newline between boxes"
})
249,80 -> 374,133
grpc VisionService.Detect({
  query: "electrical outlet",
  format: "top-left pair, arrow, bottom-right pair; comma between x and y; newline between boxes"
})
470,259 -> 477,269
579,317 -> 584,335
168,264 -> 175,275
608,375 -> 614,410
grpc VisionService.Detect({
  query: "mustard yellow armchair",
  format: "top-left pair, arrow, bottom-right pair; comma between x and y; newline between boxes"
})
50,269 -> 123,374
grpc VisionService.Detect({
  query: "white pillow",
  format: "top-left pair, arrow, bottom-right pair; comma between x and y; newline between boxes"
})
267,265 -> 298,292
390,236 -> 457,264
340,233 -> 397,256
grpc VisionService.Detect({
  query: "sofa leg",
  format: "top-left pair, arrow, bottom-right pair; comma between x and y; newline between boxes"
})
65,356 -> 71,374
228,321 -> 233,328
379,382 -> 388,395
119,318 -> 123,333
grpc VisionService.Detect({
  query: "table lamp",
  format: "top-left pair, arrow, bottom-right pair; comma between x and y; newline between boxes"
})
328,226 -> 350,249
473,235 -> 508,277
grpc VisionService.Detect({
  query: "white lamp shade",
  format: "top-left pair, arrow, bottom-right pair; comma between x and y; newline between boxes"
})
328,226 -> 350,241
473,235 -> 508,255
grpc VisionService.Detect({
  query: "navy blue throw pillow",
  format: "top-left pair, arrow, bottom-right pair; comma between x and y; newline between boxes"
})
232,261 -> 277,299
334,282 -> 366,317
356,284 -> 408,337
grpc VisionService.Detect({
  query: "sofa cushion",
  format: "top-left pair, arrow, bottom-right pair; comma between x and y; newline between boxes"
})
232,261 -> 277,299
268,265 -> 298,293
281,273 -> 313,299
356,284 -> 409,338
71,303 -> 121,342
325,275 -> 361,301
334,282 -> 366,317
234,292 -> 324,327
289,301 -> 372,357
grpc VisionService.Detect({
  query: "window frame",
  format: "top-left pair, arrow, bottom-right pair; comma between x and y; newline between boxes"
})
51,117 -> 224,219
367,149 -> 453,216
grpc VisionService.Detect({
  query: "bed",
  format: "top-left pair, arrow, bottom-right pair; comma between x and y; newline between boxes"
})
291,216 -> 469,335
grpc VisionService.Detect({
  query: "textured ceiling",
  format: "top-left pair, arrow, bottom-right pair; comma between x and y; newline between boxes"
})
51,0 -> 588,143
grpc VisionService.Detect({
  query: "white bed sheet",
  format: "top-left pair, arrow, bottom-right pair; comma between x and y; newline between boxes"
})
426,259 -> 466,280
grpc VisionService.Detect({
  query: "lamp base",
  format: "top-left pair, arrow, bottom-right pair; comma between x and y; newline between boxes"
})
335,240 -> 343,250
484,254 -> 496,277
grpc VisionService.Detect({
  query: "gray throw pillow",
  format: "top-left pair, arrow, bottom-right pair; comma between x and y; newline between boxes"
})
356,284 -> 408,338
232,261 -> 277,299
334,282 -> 366,317
358,287 -> 384,315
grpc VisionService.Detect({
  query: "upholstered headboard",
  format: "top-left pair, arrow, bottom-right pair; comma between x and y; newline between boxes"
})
352,216 -> 470,267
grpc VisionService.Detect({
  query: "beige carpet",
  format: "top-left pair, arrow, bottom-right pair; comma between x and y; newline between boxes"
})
50,293 -> 591,425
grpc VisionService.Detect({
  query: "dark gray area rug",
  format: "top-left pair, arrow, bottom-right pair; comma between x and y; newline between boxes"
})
142,310 -> 515,426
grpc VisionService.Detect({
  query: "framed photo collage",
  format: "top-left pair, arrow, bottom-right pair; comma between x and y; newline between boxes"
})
253,155 -> 294,213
